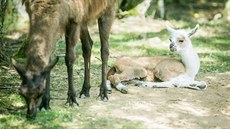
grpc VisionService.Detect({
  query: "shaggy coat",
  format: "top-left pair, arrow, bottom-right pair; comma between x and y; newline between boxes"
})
13,0 -> 116,118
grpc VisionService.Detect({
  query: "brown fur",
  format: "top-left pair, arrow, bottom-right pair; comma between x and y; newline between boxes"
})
108,56 -> 185,85
14,0 -> 116,118
23,0 -> 115,72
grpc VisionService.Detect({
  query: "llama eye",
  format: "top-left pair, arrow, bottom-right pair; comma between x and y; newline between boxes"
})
169,39 -> 172,42
178,40 -> 184,43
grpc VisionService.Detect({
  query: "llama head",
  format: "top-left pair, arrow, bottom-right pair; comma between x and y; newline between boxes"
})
12,57 -> 59,118
166,24 -> 199,53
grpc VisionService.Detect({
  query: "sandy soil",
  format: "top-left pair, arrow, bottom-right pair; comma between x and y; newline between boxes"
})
119,72 -> 230,129
59,71 -> 228,129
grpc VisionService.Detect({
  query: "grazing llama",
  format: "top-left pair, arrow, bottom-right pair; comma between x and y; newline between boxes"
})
12,0 -> 116,118
107,24 -> 207,94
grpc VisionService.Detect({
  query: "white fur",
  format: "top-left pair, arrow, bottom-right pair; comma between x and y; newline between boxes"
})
137,24 -> 207,90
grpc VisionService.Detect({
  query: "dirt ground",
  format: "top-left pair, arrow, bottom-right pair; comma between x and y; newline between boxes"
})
47,71 -> 230,129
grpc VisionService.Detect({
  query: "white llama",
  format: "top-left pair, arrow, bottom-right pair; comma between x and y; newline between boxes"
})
107,24 -> 207,93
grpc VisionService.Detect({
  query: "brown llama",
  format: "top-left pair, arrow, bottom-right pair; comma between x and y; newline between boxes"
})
12,0 -> 117,118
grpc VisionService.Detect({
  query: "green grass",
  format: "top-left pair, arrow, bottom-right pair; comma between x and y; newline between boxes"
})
195,23 -> 230,73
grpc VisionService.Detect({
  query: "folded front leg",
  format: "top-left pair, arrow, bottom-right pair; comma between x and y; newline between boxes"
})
108,74 -> 128,94
108,67 -> 147,94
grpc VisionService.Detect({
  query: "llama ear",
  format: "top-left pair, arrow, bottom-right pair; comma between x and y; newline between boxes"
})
11,58 -> 26,79
42,57 -> 59,74
166,24 -> 176,33
188,24 -> 199,37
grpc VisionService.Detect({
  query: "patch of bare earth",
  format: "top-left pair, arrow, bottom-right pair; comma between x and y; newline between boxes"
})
49,72 -> 230,129
107,72 -> 230,129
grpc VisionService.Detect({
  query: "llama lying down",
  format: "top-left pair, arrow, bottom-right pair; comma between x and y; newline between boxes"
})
107,24 -> 207,94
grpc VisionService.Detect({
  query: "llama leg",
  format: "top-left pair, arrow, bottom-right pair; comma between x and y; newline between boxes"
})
174,81 -> 207,90
98,6 -> 115,100
79,24 -> 93,98
136,81 -> 174,88
136,80 -> 207,90
108,68 -> 147,93
106,66 -> 117,93
65,22 -> 79,106
39,70 -> 51,110
192,81 -> 207,90
108,74 -> 128,94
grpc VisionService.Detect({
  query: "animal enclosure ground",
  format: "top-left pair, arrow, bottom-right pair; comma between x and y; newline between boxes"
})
0,17 -> 230,129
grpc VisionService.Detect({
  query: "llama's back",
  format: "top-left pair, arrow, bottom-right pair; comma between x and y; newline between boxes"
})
154,59 -> 186,81
110,56 -> 171,82
114,56 -> 169,72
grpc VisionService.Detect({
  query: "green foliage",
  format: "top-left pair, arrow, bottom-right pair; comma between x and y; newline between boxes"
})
0,0 -> 8,64
0,0 -> 23,65
13,36 -> 29,58
3,0 -> 20,32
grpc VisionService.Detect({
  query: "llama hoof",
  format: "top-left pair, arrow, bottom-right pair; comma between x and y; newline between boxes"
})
79,87 -> 90,98
39,102 -> 51,111
97,93 -> 109,101
79,92 -> 90,98
79,94 -> 89,99
65,95 -> 79,106
197,85 -> 207,90
197,81 -> 207,90
115,83 -> 128,94
120,87 -> 128,94
39,96 -> 51,110
135,81 -> 145,87
135,81 -> 153,87
107,90 -> 112,94
189,81 -> 207,90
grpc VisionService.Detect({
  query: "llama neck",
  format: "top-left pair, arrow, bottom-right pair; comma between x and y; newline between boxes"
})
26,39 -> 53,72
179,46 -> 200,80
26,14 -> 61,72
26,31 -> 59,72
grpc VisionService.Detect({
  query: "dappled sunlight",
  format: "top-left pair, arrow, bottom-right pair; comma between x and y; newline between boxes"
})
196,27 -> 215,38
130,101 -> 153,111
111,48 -> 146,57
145,37 -> 168,49
204,72 -> 230,88
169,101 -> 209,117
0,114 -> 9,119
8,94 -> 25,108
112,18 -> 166,34
220,105 -> 230,116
